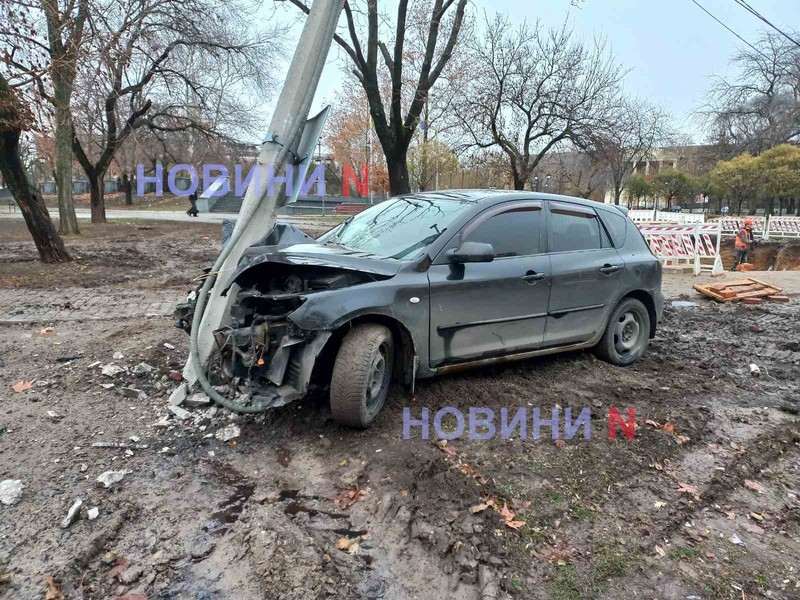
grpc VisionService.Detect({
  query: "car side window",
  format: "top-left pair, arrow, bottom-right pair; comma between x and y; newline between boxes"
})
549,203 -> 604,253
464,206 -> 541,258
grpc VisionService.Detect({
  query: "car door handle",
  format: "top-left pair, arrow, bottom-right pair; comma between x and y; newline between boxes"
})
599,264 -> 620,275
521,271 -> 547,282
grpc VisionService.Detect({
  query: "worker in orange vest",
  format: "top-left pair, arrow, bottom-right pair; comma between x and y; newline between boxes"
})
732,218 -> 755,271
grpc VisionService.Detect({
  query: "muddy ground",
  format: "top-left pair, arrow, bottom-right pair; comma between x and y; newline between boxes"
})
1,220 -> 799,600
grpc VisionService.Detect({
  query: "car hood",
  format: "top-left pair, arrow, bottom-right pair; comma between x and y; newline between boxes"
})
224,243 -> 402,293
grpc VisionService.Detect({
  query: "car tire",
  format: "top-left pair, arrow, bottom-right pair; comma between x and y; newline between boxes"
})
595,297 -> 651,366
330,323 -> 394,428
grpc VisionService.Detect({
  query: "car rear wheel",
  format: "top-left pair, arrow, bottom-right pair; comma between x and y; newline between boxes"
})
595,298 -> 650,366
330,323 -> 394,428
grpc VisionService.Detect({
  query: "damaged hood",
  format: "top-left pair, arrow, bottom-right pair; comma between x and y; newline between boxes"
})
225,243 -> 402,293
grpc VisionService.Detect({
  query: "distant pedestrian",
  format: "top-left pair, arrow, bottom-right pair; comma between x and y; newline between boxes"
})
731,218 -> 755,271
187,191 -> 199,217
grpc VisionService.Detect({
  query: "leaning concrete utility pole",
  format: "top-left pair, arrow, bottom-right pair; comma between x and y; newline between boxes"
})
183,0 -> 345,392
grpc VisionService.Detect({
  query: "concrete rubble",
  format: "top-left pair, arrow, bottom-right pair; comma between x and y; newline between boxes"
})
0,480 -> 24,506
61,498 -> 83,529
97,471 -> 128,489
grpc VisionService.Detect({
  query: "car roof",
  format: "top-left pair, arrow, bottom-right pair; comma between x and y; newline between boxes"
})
398,189 -> 619,212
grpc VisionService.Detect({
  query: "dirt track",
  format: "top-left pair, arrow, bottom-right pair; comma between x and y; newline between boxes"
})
1,221 -> 799,600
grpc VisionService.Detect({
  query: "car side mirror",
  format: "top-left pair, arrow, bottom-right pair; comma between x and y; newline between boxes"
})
447,241 -> 495,263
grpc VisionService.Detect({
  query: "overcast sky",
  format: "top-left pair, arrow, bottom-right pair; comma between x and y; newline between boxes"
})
262,0 -> 796,143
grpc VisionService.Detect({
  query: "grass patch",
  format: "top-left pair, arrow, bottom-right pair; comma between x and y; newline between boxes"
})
668,546 -> 698,561
552,565 -> 580,600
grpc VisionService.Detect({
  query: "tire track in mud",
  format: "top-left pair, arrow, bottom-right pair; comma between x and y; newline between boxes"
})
658,420 -> 800,539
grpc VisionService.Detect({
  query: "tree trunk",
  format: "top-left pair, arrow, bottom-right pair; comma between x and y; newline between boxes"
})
122,173 -> 133,205
513,176 -> 525,191
54,106 -> 80,234
88,172 -> 106,223
614,187 -> 622,205
0,128 -> 71,263
386,152 -> 410,196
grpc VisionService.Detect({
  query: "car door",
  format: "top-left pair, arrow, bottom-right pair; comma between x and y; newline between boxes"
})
428,201 -> 551,367
544,201 -> 624,347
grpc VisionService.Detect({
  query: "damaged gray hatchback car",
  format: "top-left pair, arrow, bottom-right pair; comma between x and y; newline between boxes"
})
187,190 -> 663,428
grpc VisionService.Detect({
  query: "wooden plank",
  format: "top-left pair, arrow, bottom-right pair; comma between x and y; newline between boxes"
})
734,289 -> 779,299
724,280 -> 761,287
747,277 -> 783,292
768,295 -> 790,302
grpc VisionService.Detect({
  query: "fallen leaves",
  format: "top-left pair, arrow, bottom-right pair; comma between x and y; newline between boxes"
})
435,439 -> 457,457
335,537 -> 360,554
45,576 -> 64,600
498,503 -> 526,529
11,380 -> 34,393
744,480 -> 763,493
37,326 -> 54,335
468,497 -> 526,529
333,487 -> 366,510
107,556 -> 130,580
542,540 -> 577,564
749,512 -> 764,521
676,482 -> 701,500
645,419 -> 690,445
744,522 -> 765,535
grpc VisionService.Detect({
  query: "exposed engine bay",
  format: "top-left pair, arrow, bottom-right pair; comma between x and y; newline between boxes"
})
179,261 -> 382,409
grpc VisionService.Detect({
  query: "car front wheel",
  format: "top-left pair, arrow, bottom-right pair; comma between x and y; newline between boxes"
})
595,297 -> 651,366
330,323 -> 394,428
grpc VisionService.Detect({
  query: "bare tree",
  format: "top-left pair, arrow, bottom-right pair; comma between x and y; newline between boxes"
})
0,72 -> 70,262
545,148 -> 606,199
70,0 -> 281,222
457,15 -> 623,191
284,0 -> 469,195
703,31 -> 800,155
583,98 -> 672,204
1,0 -> 88,234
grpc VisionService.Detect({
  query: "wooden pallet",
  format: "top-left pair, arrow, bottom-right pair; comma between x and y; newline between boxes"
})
693,277 -> 785,303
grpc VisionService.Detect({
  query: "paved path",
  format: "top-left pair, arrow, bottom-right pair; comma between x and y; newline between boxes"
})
0,207 -> 335,229
0,287 -> 184,324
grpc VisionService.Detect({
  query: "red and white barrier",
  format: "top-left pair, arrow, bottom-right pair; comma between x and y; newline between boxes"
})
715,215 -> 800,239
629,209 -> 705,224
636,223 -> 723,275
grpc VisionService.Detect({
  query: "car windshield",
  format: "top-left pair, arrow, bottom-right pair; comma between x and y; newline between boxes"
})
317,198 -> 471,260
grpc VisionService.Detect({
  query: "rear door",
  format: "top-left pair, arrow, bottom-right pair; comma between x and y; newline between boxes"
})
428,201 -> 551,367
544,201 -> 623,347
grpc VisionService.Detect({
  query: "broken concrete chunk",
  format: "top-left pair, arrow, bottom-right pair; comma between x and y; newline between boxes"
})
168,405 -> 191,420
0,480 -> 24,506
47,410 -> 63,421
215,424 -> 241,442
97,470 -> 128,488
163,343 -> 175,350
185,393 -> 211,408
152,416 -> 173,428
61,498 -> 83,528
87,507 -> 100,520
133,362 -> 159,377
168,382 -> 188,407
112,351 -> 124,360
100,383 -> 115,390
120,387 -> 148,401
101,364 -> 125,378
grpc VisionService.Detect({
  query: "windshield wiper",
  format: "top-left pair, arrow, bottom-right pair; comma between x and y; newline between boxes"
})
328,216 -> 354,243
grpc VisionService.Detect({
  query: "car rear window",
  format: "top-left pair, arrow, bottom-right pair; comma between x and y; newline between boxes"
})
597,209 -> 628,247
